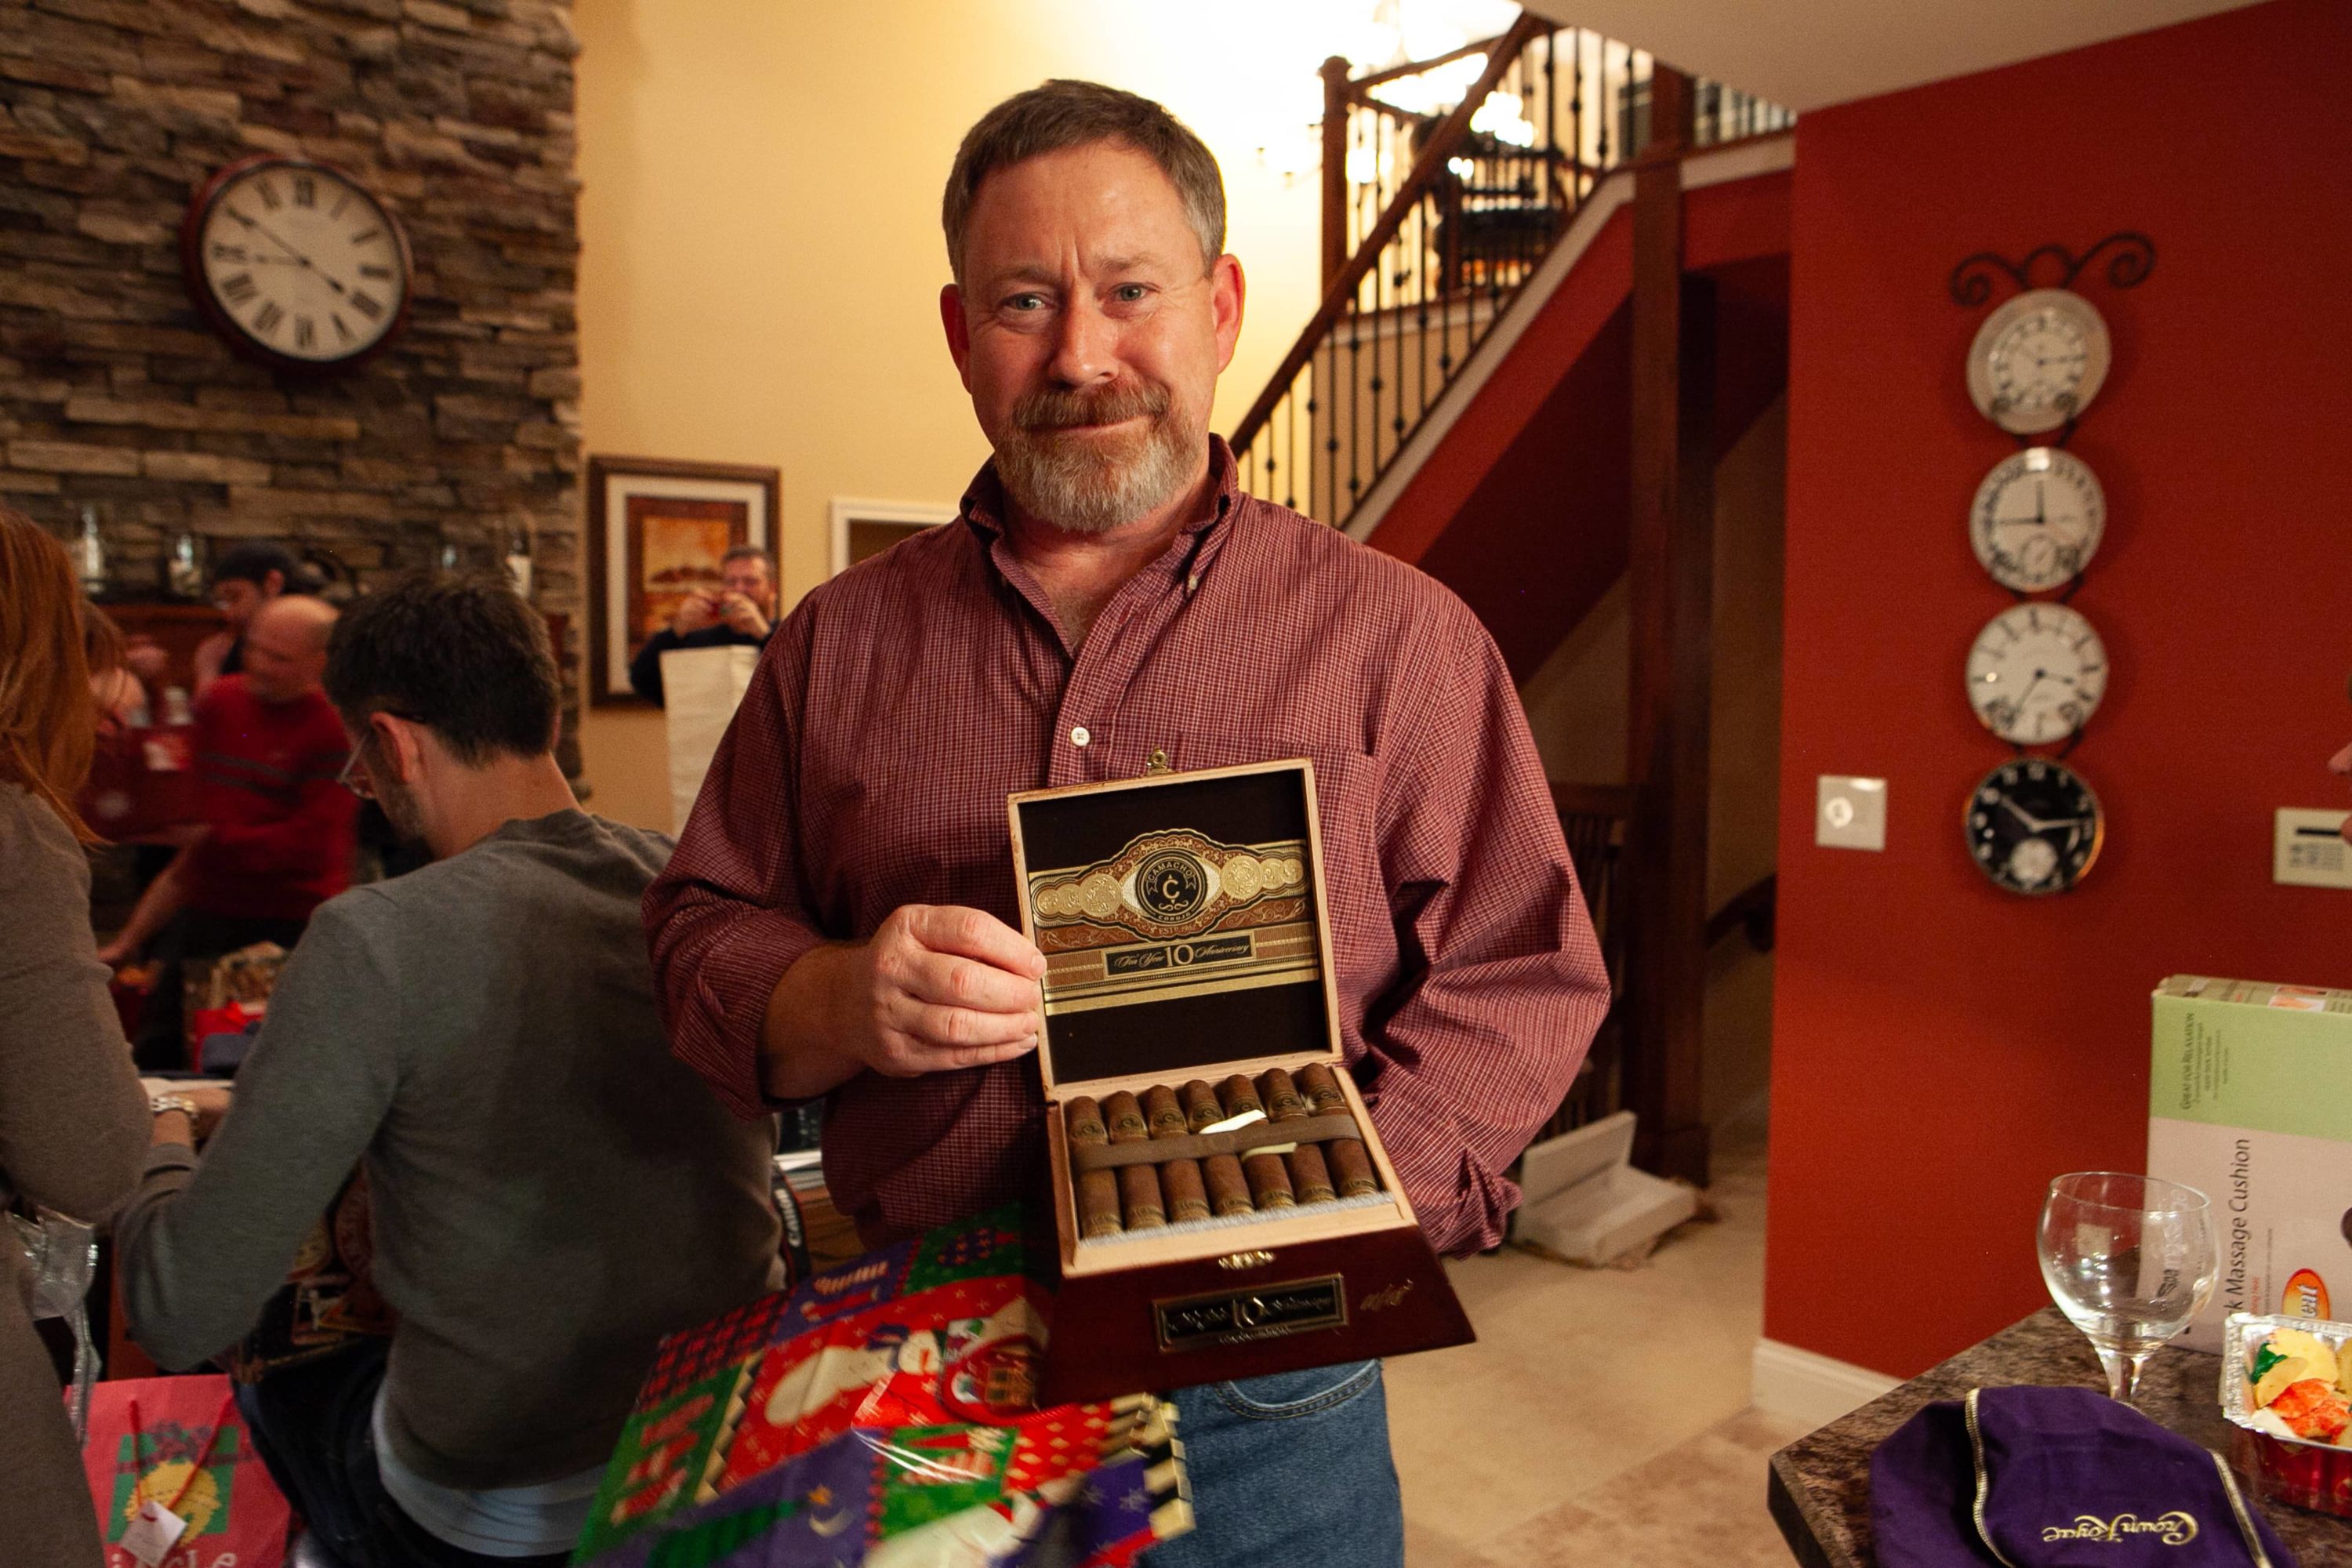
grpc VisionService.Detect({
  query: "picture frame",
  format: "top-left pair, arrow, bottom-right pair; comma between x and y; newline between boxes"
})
828,496 -> 958,577
587,455 -> 780,706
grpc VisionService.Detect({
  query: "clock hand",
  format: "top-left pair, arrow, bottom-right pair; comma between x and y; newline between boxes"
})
1998,797 -> 2049,835
2034,481 -> 2046,526
223,207 -> 352,298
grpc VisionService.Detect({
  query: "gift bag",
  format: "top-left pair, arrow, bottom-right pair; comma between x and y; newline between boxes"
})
664,644 -> 761,833
82,1376 -> 291,1568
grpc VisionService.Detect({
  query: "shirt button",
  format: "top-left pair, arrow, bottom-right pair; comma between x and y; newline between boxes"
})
1069,725 -> 1091,748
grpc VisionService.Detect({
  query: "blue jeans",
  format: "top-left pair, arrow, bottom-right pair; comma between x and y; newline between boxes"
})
234,1341 -> 567,1568
1142,1361 -> 1403,1568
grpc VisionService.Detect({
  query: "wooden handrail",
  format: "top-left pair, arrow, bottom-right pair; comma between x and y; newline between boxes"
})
1704,873 -> 1777,953
1348,30 -> 1512,93
1231,12 -> 1547,459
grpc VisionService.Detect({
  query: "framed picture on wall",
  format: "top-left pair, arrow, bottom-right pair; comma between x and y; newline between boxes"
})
829,497 -> 958,576
587,455 -> 780,706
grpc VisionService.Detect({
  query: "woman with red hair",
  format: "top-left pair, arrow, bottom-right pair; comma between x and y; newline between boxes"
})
0,503 -> 151,1563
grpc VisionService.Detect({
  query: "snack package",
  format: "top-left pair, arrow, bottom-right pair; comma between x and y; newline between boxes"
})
572,1204 -> 1189,1567
2222,1312 -> 2352,1517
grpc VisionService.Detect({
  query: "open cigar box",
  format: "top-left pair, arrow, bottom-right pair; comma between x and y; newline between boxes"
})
1008,757 -> 1474,1404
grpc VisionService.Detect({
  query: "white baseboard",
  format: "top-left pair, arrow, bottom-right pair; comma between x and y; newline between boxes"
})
1751,1338 -> 1900,1430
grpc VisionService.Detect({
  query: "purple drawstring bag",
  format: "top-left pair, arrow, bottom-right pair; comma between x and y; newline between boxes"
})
1871,1385 -> 2297,1567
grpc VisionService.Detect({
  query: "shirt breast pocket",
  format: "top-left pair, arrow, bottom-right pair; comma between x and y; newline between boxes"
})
1167,730 -> 1393,987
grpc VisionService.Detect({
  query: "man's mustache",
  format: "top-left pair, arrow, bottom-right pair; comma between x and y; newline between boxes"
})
1014,381 -> 1171,432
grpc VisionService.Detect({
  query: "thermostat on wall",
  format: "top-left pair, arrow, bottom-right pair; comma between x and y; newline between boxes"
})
2274,809 -> 2352,888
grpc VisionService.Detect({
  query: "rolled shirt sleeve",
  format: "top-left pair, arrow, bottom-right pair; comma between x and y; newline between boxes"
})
1358,615 -> 1612,1257
643,616 -> 831,1120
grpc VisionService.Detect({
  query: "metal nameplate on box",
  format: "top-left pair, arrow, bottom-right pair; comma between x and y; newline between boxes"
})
1155,1275 -> 1348,1351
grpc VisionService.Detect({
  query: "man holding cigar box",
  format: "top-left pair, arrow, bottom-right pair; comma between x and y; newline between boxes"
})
646,80 -> 1609,1566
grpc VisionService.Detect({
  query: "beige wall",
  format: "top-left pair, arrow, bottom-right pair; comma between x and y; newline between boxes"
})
1518,394 -> 1787,1138
572,1 -> 1344,828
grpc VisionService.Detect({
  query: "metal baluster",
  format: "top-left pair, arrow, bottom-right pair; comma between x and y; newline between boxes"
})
1355,272 -> 1374,510
1544,29 -> 1557,215
1373,229 -> 1386,480
1570,31 -> 1584,203
1289,378 -> 1308,510
1597,38 -> 1612,171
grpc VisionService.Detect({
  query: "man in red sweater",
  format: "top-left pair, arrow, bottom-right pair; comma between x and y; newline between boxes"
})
108,597 -> 358,1063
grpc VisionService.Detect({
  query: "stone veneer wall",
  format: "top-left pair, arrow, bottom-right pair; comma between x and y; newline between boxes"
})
0,0 -> 582,745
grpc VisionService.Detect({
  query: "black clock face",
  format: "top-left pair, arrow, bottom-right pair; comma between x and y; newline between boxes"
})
1966,758 -> 2104,896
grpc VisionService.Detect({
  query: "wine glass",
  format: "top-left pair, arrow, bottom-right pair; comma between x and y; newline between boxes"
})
2036,1171 -> 2218,1405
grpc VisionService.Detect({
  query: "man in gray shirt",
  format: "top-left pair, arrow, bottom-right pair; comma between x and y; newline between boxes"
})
117,576 -> 782,1567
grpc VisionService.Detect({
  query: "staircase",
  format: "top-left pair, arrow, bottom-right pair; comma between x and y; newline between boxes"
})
1230,15 -> 1790,535
1229,18 -> 1797,1188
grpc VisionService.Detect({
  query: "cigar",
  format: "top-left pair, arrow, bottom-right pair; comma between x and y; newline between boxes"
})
1259,1068 -> 1336,1206
1102,1091 -> 1165,1229
1218,1074 -> 1294,1210
1065,1097 -> 1123,1237
1297,1062 -> 1380,1198
1142,1085 -> 1210,1223
1183,1080 -> 1254,1216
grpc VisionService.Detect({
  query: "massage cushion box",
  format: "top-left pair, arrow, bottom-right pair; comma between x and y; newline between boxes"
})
1009,758 -> 1474,1405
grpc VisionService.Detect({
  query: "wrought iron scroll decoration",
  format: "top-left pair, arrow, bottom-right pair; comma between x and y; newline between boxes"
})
1947,230 -> 2156,308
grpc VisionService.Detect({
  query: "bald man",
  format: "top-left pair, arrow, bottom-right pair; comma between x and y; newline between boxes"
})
111,597 -> 361,1064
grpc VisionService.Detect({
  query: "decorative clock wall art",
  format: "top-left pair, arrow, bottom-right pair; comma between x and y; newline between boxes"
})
1946,233 -> 2154,895
180,154 -> 415,373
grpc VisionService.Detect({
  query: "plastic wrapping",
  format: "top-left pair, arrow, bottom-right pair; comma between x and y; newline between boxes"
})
13,1206 -> 97,1443
2220,1310 -> 2352,1516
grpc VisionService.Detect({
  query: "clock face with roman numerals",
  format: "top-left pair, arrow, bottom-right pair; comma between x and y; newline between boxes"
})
182,156 -> 411,371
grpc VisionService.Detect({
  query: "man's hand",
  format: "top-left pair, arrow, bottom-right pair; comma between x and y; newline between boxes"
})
761,905 -> 1047,1100
673,593 -> 720,636
717,593 -> 771,640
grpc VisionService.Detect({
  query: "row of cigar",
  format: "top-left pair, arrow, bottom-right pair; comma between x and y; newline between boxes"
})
1065,1064 -> 1380,1237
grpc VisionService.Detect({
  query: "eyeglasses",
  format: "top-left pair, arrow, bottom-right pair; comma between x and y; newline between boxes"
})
336,710 -> 423,801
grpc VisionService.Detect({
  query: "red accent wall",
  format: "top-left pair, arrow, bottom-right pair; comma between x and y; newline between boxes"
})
1768,0 -> 2352,1377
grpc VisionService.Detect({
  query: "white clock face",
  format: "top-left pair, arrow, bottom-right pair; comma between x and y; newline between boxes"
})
1965,602 -> 2108,746
1965,289 -> 2112,435
192,160 -> 408,365
1970,447 -> 2106,593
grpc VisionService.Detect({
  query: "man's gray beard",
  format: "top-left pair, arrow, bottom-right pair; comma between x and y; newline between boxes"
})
993,404 -> 1203,536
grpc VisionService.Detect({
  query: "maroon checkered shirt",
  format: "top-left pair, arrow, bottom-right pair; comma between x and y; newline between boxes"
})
644,441 -> 1609,1257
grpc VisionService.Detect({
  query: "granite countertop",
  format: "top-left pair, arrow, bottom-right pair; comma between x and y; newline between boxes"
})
1768,1307 -> 2350,1566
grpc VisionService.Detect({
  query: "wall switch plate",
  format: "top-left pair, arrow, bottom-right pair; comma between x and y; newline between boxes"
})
2274,808 -> 2352,887
1817,775 -> 1887,851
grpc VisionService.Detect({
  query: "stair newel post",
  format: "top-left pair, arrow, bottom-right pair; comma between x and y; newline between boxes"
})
1320,56 -> 1352,293
1623,64 -> 1715,1188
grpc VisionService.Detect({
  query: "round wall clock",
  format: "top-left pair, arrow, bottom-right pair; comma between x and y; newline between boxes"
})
1965,757 -> 2105,896
1965,602 -> 2108,746
1969,447 -> 2105,592
1965,288 -> 2111,435
180,154 -> 413,372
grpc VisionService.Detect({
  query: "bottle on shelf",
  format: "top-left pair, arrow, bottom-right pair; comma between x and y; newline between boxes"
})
76,505 -> 107,598
165,530 -> 206,600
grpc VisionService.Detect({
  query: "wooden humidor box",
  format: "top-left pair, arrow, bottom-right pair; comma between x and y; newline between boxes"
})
1008,759 -> 1474,1406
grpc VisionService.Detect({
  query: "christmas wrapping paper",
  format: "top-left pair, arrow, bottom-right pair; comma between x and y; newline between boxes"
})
573,1205 -> 1188,1567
